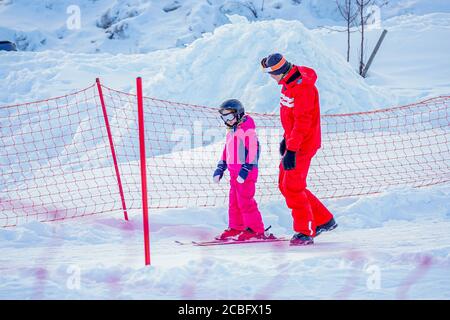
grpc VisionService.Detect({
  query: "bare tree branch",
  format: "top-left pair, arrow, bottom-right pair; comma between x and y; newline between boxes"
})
336,0 -> 358,62
317,25 -> 359,33
356,0 -> 376,75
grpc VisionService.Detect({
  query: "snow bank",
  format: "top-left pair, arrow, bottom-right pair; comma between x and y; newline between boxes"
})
142,17 -> 393,114
2,0 -> 449,54
383,0 -> 450,18
329,185 -> 450,229
314,13 -> 450,103
0,17 -> 391,113
0,0 -> 346,54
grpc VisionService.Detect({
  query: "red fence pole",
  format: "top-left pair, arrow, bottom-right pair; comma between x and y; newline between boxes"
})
137,77 -> 151,266
95,78 -> 129,221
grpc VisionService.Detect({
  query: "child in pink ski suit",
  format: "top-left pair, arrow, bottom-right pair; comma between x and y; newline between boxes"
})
213,99 -> 266,241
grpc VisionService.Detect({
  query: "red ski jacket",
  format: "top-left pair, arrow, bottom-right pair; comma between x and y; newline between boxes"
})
278,65 -> 322,154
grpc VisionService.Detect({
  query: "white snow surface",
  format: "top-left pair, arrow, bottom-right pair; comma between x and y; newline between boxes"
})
314,13 -> 450,103
1,0 -> 449,54
0,17 -> 393,114
1,184 -> 449,299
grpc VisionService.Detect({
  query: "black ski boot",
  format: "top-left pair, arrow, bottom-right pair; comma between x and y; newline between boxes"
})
315,218 -> 338,237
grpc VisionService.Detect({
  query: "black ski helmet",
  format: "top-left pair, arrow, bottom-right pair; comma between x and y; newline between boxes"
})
219,99 -> 245,126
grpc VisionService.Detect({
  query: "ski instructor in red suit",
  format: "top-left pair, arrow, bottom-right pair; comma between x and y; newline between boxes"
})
260,53 -> 338,245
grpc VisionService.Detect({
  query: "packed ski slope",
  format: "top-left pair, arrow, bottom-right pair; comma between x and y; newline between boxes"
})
1,2 -> 450,299
0,184 -> 449,299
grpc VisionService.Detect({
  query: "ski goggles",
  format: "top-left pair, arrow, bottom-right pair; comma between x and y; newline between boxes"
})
219,111 -> 236,122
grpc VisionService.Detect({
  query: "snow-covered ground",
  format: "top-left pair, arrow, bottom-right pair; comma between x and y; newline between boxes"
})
1,184 -> 449,299
1,1 -> 449,299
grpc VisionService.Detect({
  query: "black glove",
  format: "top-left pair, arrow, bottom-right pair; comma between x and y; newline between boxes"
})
213,161 -> 227,183
279,138 -> 286,156
237,163 -> 253,183
282,150 -> 296,170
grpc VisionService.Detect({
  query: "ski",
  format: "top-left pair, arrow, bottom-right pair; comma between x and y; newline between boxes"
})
194,238 -> 289,246
175,238 -> 289,246
174,240 -> 191,245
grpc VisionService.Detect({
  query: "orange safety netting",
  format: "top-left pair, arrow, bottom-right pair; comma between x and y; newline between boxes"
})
0,81 -> 448,227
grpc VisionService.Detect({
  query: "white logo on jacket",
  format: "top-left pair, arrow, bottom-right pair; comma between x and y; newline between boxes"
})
280,92 -> 294,108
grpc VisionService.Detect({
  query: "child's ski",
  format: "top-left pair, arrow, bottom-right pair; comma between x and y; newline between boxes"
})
194,238 -> 289,246
175,237 -> 289,246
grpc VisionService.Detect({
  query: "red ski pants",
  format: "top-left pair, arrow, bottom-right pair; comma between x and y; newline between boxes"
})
278,150 -> 333,237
